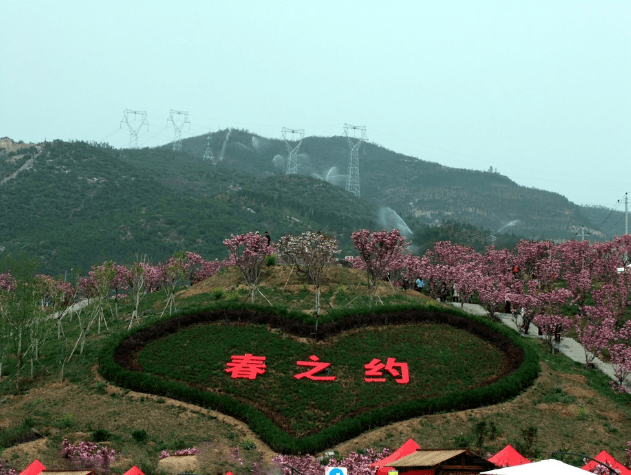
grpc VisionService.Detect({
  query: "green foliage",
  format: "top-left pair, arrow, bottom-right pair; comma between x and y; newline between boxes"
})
577,406 -> 588,420
0,420 -> 37,448
210,288 -> 226,300
138,320 -> 503,435
515,425 -> 538,458
59,413 -> 74,428
454,433 -> 474,449
265,254 -> 278,267
239,439 -> 256,450
98,302 -> 540,454
91,428 -> 110,442
131,429 -> 148,443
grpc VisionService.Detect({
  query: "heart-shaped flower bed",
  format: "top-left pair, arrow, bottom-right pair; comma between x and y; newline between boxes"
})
101,303 -> 538,454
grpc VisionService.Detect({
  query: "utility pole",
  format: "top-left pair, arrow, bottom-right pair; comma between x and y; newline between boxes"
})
344,124 -> 366,197
202,133 -> 215,162
120,110 -> 148,148
167,110 -> 190,151
282,128 -> 305,176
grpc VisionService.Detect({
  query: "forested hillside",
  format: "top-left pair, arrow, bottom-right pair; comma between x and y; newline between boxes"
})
177,130 -> 602,240
0,140 -> 378,274
0,131 -> 619,276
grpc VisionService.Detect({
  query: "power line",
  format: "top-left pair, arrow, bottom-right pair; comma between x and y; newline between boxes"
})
592,196 -> 624,234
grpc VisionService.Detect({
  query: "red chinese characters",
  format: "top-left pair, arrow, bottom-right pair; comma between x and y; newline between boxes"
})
225,354 -> 267,380
294,355 -> 336,381
224,354 -> 411,383
364,358 -> 410,384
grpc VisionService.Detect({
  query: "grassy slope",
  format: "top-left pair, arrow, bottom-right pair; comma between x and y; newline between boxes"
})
0,266 -> 630,472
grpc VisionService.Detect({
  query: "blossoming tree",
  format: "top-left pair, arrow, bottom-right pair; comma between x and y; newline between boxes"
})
350,229 -> 408,305
224,232 -> 275,304
278,231 -> 341,318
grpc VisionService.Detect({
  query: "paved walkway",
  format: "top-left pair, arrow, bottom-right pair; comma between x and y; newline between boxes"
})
448,302 -> 631,391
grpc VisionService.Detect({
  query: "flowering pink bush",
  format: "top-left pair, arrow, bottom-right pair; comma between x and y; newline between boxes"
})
0,273 -> 15,292
0,459 -> 17,475
273,448 -> 392,475
224,232 -> 275,302
60,439 -> 115,473
159,447 -> 198,458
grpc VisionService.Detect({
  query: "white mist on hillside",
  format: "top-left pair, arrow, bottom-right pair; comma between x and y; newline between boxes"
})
252,136 -> 272,151
378,206 -> 413,236
497,220 -> 520,233
311,166 -> 346,186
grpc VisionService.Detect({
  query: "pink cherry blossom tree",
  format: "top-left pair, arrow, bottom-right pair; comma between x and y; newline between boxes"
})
224,232 -> 275,303
350,229 -> 408,305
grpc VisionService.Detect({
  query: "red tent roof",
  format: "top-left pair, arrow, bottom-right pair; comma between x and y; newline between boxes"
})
123,466 -> 144,475
582,451 -> 631,475
370,438 -> 421,475
19,460 -> 46,475
488,444 -> 530,467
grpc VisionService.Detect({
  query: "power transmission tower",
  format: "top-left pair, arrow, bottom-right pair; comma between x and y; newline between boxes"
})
167,110 -> 190,151
282,128 -> 305,175
120,110 -> 148,148
344,124 -> 366,197
202,133 -> 215,162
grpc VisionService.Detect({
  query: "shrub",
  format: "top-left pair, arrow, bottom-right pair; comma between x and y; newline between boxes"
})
131,429 -> 148,443
60,413 -> 74,428
91,429 -> 110,442
210,288 -> 225,300
577,406 -> 588,421
60,439 -> 115,474
0,459 -> 17,475
265,254 -> 278,267
240,439 -> 256,450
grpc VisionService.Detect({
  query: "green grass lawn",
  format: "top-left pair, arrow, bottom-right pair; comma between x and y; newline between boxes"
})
138,321 -> 504,436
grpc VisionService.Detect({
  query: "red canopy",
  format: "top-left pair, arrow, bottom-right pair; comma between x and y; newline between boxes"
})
488,444 -> 530,467
19,460 -> 46,475
582,450 -> 631,475
371,439 -> 421,475
123,466 -> 145,475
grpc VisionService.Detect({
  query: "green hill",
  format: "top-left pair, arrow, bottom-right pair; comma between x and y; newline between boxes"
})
0,139 -> 378,274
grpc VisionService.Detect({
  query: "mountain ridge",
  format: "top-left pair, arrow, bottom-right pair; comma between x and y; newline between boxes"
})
0,133 -> 625,275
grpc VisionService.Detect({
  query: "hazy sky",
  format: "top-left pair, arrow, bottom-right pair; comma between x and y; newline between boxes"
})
2,1 -> 630,209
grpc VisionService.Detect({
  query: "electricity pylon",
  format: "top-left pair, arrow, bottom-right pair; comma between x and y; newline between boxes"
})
202,133 -> 215,162
167,110 -> 190,151
282,128 -> 305,175
344,124 -> 366,197
120,110 -> 148,148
